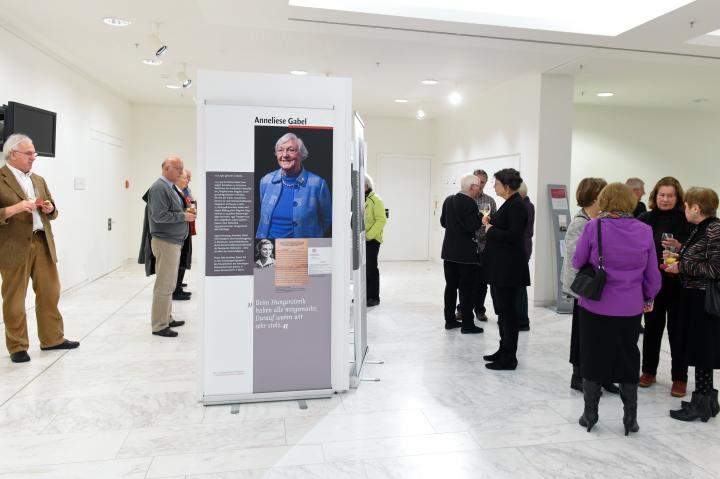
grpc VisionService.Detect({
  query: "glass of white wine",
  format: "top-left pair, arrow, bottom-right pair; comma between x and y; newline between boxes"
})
479,202 -> 491,217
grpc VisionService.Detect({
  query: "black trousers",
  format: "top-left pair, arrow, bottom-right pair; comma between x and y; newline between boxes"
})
474,268 -> 489,315
366,240 -> 381,300
455,273 -> 489,317
444,261 -> 478,327
516,287 -> 529,328
642,278 -> 687,381
175,267 -> 186,293
494,286 -> 521,362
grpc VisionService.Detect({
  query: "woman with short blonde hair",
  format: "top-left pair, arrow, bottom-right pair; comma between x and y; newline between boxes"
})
572,182 -> 661,435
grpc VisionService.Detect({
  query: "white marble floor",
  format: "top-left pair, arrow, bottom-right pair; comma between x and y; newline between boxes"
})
0,261 -> 718,478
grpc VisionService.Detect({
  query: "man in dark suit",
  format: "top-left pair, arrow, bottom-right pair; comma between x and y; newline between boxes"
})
0,134 -> 79,363
627,177 -> 647,217
440,174 -> 484,334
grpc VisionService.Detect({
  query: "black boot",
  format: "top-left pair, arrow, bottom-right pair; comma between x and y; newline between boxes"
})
619,383 -> 640,436
570,364 -> 583,392
579,380 -> 601,432
683,389 -> 720,418
671,392 -> 713,422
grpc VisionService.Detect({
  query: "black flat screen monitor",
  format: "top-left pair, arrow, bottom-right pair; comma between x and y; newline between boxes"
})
2,101 -> 57,157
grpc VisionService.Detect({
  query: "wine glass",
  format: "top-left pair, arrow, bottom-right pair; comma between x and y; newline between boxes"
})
661,233 -> 675,253
479,202 -> 491,217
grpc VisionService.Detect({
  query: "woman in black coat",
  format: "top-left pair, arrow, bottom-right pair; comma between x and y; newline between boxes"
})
481,168 -> 530,370
637,177 -> 692,397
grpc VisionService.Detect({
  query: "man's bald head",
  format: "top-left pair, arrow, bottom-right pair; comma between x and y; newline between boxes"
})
161,156 -> 184,182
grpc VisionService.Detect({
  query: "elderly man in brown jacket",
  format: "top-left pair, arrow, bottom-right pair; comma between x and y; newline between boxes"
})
0,133 -> 78,363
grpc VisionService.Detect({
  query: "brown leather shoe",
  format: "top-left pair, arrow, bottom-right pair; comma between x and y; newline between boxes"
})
671,381 -> 687,398
639,373 -> 656,388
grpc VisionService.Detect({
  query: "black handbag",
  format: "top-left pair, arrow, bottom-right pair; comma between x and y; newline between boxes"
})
570,219 -> 607,301
705,281 -> 720,316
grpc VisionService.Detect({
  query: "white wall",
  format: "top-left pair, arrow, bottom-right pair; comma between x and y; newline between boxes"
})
434,73 -> 574,306
0,23 -> 132,296
571,105 -> 720,209
127,104 -> 196,260
362,115 -> 436,180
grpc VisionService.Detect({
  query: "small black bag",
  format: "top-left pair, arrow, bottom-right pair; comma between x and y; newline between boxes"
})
571,219 -> 606,301
705,281 -> 720,317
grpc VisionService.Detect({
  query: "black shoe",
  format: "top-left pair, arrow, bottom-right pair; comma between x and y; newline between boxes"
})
10,351 -> 30,363
461,325 -> 484,334
152,327 -> 178,337
518,325 -> 530,332
670,391 -> 712,422
168,320 -> 185,327
182,283 -> 188,287
682,389 -> 720,418
367,298 -> 380,307
174,289 -> 192,296
444,320 -> 462,330
476,313 -> 488,322
483,350 -> 502,362
40,339 -> 80,351
172,291 -> 191,301
485,360 -> 517,370
602,383 -> 621,394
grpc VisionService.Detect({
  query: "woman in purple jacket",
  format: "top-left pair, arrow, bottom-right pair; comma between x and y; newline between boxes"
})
572,182 -> 661,436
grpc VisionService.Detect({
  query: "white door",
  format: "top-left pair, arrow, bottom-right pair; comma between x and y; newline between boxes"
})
377,155 -> 431,261
87,130 -> 127,279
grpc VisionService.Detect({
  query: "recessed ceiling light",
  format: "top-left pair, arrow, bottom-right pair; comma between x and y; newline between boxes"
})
103,17 -> 131,27
143,58 -> 162,66
421,79 -> 439,85
416,109 -> 426,120
597,92 -> 615,97
448,91 -> 462,105
290,70 -> 308,76
394,98 -> 408,103
166,84 -> 182,89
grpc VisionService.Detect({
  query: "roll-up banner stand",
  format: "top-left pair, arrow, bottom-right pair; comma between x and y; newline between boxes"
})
197,72 -> 352,404
548,184 -> 574,314
350,112 -> 368,388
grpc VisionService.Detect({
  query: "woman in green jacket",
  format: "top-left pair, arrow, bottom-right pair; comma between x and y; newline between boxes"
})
365,174 -> 387,307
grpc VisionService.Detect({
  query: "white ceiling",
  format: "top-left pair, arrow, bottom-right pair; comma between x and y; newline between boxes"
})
2,0 -> 720,118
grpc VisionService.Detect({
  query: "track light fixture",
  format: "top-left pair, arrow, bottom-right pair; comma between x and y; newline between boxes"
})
177,64 -> 192,88
177,72 -> 192,88
147,24 -> 168,57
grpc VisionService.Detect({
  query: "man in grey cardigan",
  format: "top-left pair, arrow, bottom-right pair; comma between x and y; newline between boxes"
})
148,157 -> 196,337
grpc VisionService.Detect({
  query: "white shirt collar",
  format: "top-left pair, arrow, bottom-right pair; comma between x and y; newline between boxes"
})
6,162 -> 32,179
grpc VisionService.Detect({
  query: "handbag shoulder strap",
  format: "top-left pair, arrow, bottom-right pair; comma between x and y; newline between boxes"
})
597,219 -> 604,270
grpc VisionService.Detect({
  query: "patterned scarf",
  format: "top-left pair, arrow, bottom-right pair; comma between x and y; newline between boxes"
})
597,211 -> 635,219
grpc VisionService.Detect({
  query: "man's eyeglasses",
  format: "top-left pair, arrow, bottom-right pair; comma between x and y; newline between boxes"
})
14,150 -> 38,158
276,147 -> 299,154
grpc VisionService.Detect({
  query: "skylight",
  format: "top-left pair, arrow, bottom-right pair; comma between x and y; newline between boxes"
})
289,0 -> 694,36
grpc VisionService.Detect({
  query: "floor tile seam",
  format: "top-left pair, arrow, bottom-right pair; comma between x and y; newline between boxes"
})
115,437 -> 291,461
0,276 -> 154,409
0,447 -> 150,471
288,426 -> 465,448
113,428 -> 135,461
